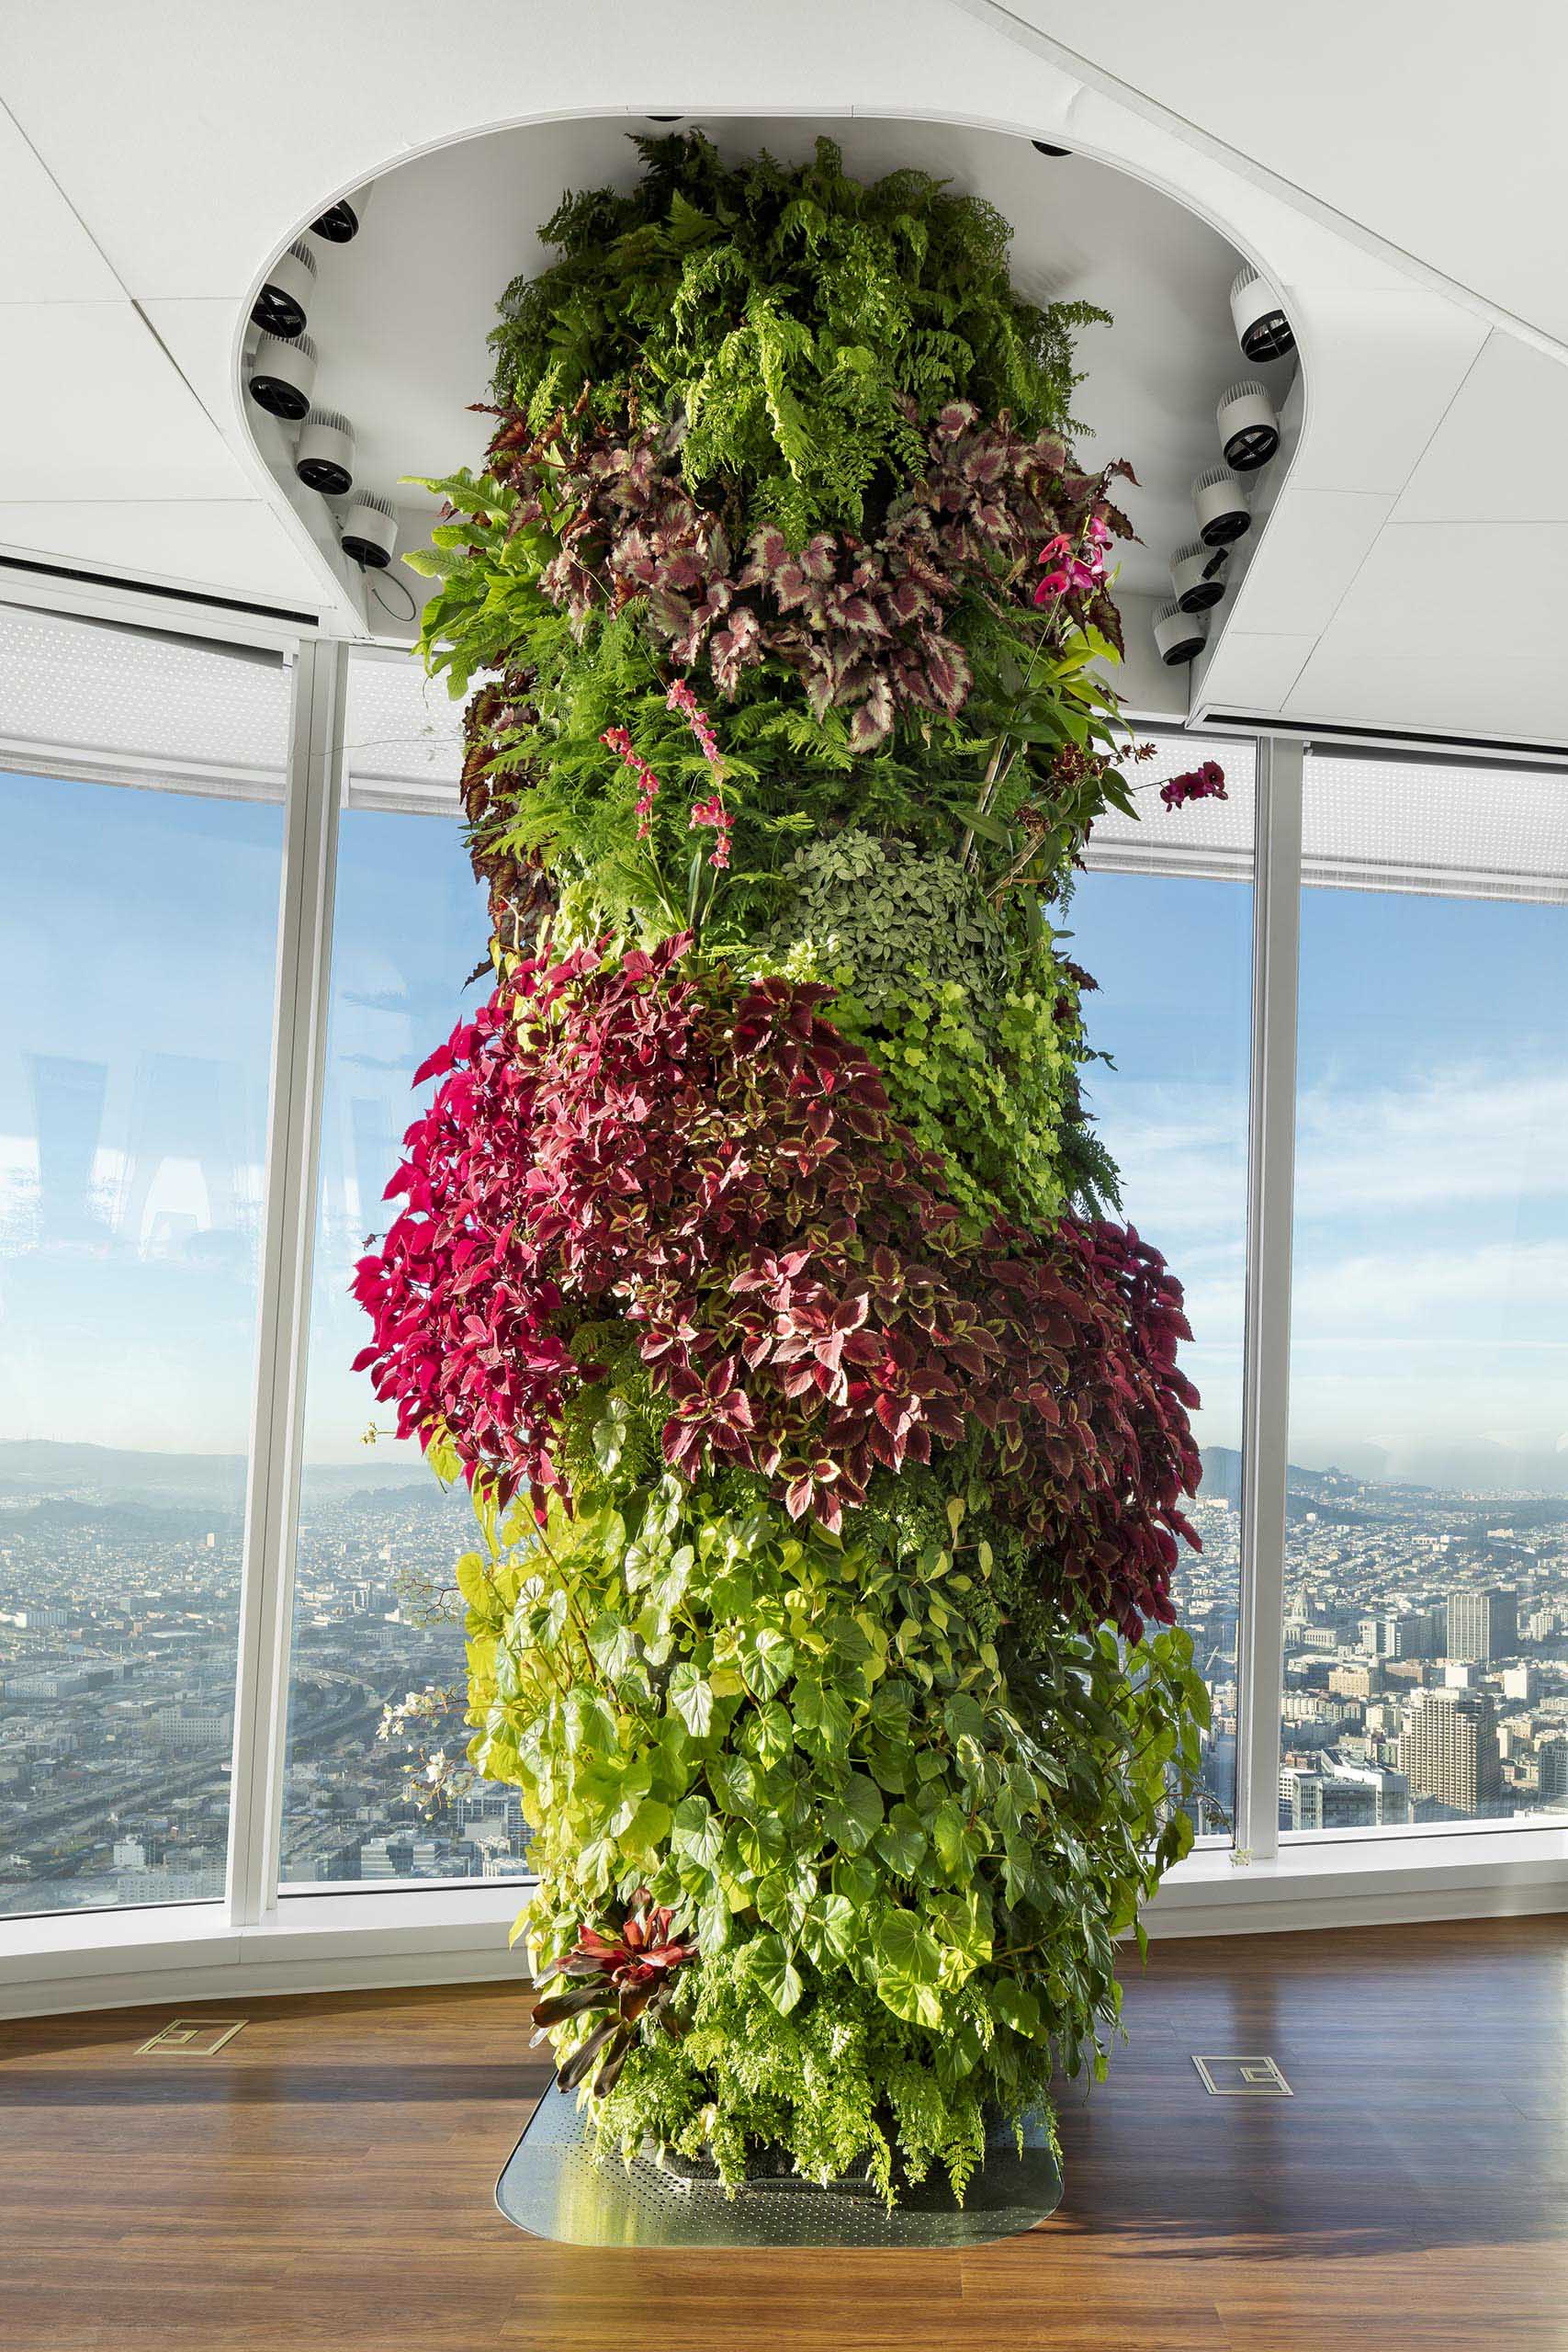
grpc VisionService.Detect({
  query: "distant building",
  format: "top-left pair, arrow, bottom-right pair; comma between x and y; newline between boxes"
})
1360,1611 -> 1444,1660
1446,1588 -> 1518,1664
1538,1738 -> 1568,1806
1280,1759 -> 1410,1832
1502,1665 -> 1539,1704
152,1703 -> 232,1749
1402,1689 -> 1503,1815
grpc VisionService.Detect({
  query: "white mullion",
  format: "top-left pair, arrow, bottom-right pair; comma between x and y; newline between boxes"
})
1234,736 -> 1303,1864
225,640 -> 348,1928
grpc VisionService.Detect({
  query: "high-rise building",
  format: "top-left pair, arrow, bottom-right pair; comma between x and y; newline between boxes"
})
1446,1588 -> 1518,1664
1402,1689 -> 1503,1815
1538,1738 -> 1568,1806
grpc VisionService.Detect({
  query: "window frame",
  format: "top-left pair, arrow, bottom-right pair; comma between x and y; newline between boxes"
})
1,599 -> 1564,2011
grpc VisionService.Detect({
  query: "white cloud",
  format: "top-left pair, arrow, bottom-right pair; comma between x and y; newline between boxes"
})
1295,1061 -> 1568,1221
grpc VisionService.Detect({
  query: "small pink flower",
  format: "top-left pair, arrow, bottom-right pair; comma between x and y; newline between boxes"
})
602,725 -> 662,835
689,790 -> 734,869
1034,569 -> 1071,603
667,678 -> 724,768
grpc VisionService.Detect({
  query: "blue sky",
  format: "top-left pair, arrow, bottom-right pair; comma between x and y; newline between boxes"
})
4,768 -> 1565,1488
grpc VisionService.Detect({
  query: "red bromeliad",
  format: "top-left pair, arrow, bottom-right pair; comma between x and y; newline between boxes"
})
533,1889 -> 697,2094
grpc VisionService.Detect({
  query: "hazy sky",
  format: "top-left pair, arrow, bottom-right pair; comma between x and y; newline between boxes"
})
4,768 -> 1566,1487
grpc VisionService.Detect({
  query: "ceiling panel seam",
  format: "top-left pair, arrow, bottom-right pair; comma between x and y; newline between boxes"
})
1283,332 -> 1495,661
0,90 -> 129,304
948,0 -> 1568,370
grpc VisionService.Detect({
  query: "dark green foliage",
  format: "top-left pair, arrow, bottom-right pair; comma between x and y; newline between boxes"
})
490,131 -> 1106,538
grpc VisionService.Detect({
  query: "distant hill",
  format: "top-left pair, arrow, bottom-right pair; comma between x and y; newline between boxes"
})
0,1493 -> 231,1544
0,1441 -> 448,1506
1201,1446 -> 1354,1510
1200,1438 -> 1568,1508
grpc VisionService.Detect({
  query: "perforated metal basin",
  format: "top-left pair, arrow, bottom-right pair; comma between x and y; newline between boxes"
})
495,2083 -> 1064,2249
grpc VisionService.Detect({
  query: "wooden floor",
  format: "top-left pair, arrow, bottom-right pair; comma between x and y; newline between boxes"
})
3,1916 -> 1566,2351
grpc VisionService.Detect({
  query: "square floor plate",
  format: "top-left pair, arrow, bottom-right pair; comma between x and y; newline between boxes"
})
496,2083 -> 1064,2248
1192,2054 -> 1293,2097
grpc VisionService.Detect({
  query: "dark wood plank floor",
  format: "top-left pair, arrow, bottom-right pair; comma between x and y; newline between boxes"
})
3,1916 -> 1565,2350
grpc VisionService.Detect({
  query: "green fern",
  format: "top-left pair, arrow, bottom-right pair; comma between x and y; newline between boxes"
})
488,132 -> 1107,539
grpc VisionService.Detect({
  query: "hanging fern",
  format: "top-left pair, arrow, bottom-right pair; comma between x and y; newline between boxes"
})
489,132 -> 1107,537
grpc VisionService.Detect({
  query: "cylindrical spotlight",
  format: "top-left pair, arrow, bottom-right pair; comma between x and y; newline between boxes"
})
1170,540 -> 1227,615
248,331 -> 318,422
250,240 -> 317,340
1217,379 -> 1280,471
1230,266 -> 1295,362
341,492 -> 398,570
1154,599 -> 1207,666
1192,465 -> 1252,548
310,182 -> 373,243
295,406 -> 355,498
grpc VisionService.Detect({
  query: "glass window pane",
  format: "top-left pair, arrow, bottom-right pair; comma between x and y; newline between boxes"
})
282,680 -> 526,1890
0,634 -> 288,1917
1075,736 -> 1256,1841
1281,752 -> 1568,1838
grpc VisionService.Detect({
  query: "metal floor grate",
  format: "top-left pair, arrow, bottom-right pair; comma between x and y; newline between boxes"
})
496,2082 -> 1063,2249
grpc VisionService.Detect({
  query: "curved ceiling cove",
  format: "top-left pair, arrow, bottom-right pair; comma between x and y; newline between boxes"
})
234,112 -> 1294,718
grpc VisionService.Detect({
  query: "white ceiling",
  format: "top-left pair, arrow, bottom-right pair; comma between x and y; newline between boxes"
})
956,1 -> 1568,353
0,0 -> 1563,746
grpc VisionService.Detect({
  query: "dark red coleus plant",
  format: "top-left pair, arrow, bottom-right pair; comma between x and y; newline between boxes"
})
533,1889 -> 697,2095
352,941 -> 1199,1637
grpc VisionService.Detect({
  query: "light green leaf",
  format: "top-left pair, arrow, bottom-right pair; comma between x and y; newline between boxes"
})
669,1662 -> 714,1738
748,1931 -> 803,2016
742,1626 -> 795,1699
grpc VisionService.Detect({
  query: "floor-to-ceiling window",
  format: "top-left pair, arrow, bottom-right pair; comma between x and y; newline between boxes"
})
0,611 -> 288,1915
4,598 -> 1563,1975
1280,752 -> 1568,1837
1076,734 -> 1256,1839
